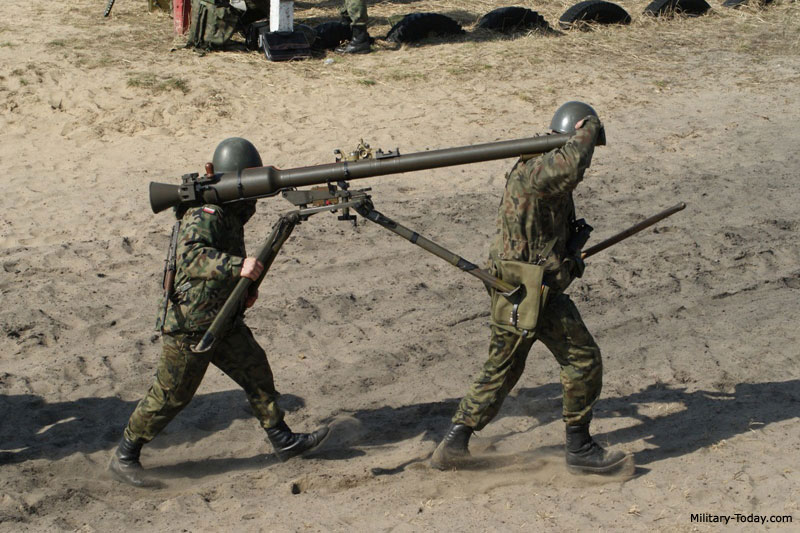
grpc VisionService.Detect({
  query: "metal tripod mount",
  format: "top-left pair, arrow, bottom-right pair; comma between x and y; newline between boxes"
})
353,201 -> 517,296
191,187 -> 371,353
191,180 -> 518,353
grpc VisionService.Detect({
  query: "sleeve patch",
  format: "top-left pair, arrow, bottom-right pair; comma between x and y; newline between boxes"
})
202,207 -> 216,215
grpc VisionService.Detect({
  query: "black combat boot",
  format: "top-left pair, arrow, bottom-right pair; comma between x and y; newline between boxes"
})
266,421 -> 329,462
109,437 -> 158,488
335,25 -> 371,54
430,423 -> 474,470
565,423 -> 632,475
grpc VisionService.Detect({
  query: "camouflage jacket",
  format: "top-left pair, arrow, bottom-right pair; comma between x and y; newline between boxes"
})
488,116 -> 601,291
156,204 -> 246,334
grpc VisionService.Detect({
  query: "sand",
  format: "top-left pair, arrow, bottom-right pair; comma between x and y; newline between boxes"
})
1,0 -> 799,531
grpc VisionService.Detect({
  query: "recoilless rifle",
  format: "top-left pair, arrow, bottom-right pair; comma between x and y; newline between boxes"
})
148,136 -> 684,352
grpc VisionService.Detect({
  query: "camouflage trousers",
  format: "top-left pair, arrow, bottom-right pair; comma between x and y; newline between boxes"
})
453,292 -> 602,430
124,324 -> 283,443
340,0 -> 368,27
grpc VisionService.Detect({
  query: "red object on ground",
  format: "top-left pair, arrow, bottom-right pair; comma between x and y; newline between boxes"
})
173,0 -> 191,35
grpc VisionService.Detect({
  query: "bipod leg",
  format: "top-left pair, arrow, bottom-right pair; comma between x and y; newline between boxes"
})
354,204 -> 518,296
193,213 -> 300,353
581,202 -> 686,259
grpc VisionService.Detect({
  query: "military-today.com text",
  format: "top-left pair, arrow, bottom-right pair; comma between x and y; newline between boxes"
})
691,513 -> 793,525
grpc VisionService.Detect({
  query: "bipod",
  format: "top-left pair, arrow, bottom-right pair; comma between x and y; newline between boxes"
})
581,202 -> 686,259
192,195 -> 368,353
353,201 -> 519,297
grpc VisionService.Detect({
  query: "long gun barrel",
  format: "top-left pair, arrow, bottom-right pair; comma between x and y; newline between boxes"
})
149,134 -> 573,214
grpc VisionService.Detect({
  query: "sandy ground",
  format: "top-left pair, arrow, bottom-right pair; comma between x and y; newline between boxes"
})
1,0 -> 799,531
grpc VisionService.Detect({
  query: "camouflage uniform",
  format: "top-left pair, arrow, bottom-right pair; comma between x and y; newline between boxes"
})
123,203 -> 283,444
453,116 -> 603,430
340,0 -> 368,27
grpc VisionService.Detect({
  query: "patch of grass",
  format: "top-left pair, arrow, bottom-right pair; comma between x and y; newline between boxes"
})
127,73 -> 190,94
19,78 -> 29,86
89,56 -> 117,69
10,68 -> 24,76
446,61 -> 495,78
385,70 -> 427,82
126,73 -> 158,89
47,40 -> 67,48
161,77 -> 190,93
0,42 -> 15,48
357,78 -> 376,86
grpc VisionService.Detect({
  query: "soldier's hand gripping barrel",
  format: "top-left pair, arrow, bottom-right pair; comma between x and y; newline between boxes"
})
149,134 -> 575,213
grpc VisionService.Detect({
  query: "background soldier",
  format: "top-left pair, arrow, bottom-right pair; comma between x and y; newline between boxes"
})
431,102 -> 632,476
109,138 -> 328,487
336,0 -> 371,54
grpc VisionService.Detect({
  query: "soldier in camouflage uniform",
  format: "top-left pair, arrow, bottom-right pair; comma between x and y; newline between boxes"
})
335,0 -> 371,54
431,103 -> 631,476
109,138 -> 328,488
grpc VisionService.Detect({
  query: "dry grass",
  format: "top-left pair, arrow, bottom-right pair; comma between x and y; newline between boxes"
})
21,0 -> 799,107
126,72 -> 191,94
79,0 -> 800,70
279,0 -> 800,88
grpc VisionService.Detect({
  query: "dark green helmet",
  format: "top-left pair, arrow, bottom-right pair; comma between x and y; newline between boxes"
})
212,137 -> 263,174
211,138 -> 261,222
549,101 -> 605,145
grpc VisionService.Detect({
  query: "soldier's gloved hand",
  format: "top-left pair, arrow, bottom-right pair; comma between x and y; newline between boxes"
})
564,255 -> 586,279
241,257 -> 265,280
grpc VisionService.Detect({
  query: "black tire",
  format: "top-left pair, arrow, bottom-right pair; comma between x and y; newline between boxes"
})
643,0 -> 711,16
313,22 -> 352,50
559,1 -> 631,30
385,13 -> 465,44
476,7 -> 551,34
722,0 -> 772,7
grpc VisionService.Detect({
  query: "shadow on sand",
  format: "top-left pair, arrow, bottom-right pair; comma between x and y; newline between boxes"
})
3,380 -> 797,480
317,379 -> 800,472
0,390 -> 305,465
